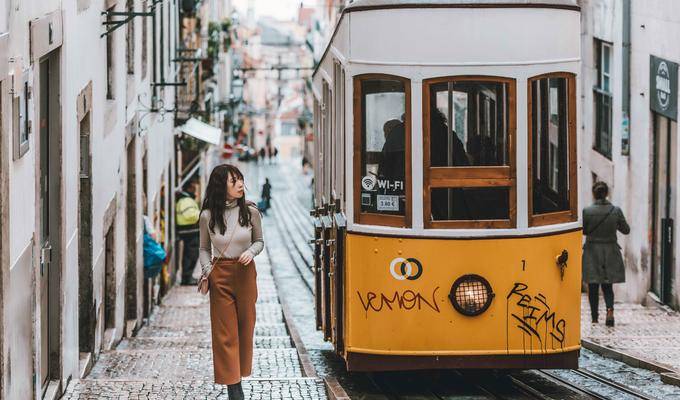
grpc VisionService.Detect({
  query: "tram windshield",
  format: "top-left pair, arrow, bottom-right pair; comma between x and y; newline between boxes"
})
427,80 -> 511,222
358,78 -> 407,216
429,81 -> 509,167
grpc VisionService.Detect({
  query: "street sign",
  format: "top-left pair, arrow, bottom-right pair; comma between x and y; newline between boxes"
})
650,55 -> 678,120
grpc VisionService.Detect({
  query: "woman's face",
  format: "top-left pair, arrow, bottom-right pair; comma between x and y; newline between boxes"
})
226,172 -> 245,200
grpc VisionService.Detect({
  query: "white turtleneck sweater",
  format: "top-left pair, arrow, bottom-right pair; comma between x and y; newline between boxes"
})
198,201 -> 264,274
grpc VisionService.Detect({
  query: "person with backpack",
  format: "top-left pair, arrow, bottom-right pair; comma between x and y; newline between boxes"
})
582,181 -> 630,327
176,180 -> 201,285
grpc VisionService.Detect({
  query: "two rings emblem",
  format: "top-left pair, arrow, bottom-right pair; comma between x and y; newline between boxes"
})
389,257 -> 423,281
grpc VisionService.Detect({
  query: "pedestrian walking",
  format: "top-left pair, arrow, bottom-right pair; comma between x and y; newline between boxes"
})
582,181 -> 630,327
176,180 -> 201,285
198,164 -> 264,398
261,178 -> 272,214
259,147 -> 266,164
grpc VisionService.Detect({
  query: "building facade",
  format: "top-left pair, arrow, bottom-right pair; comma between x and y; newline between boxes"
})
0,0 -> 231,398
580,0 -> 680,308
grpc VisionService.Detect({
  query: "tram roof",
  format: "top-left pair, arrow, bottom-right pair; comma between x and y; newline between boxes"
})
345,0 -> 579,11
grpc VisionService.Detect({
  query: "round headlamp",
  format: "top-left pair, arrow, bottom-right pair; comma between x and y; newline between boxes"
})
448,274 -> 494,316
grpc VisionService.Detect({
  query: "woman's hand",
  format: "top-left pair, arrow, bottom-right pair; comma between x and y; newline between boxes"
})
238,250 -> 254,265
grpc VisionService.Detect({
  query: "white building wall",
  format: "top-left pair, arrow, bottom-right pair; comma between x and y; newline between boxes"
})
581,0 -> 680,307
3,0 -> 181,398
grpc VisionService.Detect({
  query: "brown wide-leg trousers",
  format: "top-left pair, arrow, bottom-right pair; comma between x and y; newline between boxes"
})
208,258 -> 258,385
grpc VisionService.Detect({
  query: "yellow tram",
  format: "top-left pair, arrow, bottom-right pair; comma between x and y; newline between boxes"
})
310,0 -> 582,371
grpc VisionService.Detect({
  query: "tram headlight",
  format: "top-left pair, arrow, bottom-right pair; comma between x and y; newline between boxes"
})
448,275 -> 494,316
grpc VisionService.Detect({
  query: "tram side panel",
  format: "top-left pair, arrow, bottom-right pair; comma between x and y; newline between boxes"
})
343,230 -> 582,369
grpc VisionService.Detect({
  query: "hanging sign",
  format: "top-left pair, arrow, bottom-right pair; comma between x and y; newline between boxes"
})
650,55 -> 678,120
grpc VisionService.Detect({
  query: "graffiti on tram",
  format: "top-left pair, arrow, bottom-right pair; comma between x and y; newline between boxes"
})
505,282 -> 566,352
356,287 -> 441,318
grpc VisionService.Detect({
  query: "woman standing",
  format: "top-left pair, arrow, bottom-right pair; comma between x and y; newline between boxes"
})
582,181 -> 630,327
199,164 -> 263,399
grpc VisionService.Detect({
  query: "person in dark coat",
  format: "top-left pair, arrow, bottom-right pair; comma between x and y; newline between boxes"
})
429,108 -> 470,220
261,178 -> 272,214
377,119 -> 405,182
582,181 -> 630,326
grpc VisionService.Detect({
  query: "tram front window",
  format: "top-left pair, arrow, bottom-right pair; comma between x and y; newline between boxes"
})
358,78 -> 407,216
426,79 -> 512,223
429,81 -> 509,167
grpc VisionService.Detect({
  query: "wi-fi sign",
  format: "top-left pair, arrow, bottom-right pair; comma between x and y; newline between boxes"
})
361,175 -> 377,191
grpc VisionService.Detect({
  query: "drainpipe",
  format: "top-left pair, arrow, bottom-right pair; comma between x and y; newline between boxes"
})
621,0 -> 631,156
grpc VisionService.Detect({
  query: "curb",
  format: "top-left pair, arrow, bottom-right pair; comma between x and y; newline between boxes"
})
581,339 -> 680,387
266,242 -> 319,379
324,376 -> 351,400
266,233 -> 352,399
661,373 -> 680,387
278,292 -> 318,378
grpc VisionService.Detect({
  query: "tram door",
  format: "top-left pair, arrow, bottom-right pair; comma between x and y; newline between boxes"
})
323,79 -> 334,341
329,63 -> 346,352
652,114 -> 677,305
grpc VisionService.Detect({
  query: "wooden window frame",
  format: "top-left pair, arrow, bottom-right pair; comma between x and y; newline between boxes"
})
353,74 -> 412,228
528,72 -> 578,227
422,75 -> 517,229
594,39 -> 613,159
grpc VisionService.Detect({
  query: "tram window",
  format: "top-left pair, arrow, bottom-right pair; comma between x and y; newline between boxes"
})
429,81 -> 509,167
423,77 -> 516,229
354,75 -> 411,226
431,187 -> 509,221
529,74 -> 577,225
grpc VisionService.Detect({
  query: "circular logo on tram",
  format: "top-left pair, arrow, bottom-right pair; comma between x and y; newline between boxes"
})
389,257 -> 423,281
656,61 -> 672,110
361,175 -> 377,191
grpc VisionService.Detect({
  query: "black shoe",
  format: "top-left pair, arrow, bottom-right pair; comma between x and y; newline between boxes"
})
591,314 -> 598,323
227,383 -> 244,400
605,308 -> 615,327
181,277 -> 198,286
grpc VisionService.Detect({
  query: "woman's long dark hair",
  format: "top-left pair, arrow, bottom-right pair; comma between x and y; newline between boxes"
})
202,164 -> 252,235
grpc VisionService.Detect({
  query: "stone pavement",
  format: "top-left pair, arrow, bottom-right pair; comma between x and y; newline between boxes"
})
62,246 -> 328,399
581,294 -> 680,377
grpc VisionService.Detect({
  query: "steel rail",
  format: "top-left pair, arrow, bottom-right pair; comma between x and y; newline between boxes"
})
536,369 -> 659,400
572,369 -> 659,400
269,196 -> 315,294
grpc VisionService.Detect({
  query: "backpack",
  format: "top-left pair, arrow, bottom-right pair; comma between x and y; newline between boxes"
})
176,196 -> 200,226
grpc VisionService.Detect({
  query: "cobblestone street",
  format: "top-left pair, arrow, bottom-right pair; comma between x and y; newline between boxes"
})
62,245 -> 328,399
582,297 -> 680,382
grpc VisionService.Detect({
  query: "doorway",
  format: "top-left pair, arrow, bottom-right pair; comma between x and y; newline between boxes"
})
651,113 -> 677,305
38,51 -> 62,391
104,224 -> 116,347
125,137 -> 137,326
78,110 -> 94,355
142,151 -> 151,318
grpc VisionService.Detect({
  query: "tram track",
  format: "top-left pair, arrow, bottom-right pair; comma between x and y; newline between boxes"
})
535,369 -> 661,400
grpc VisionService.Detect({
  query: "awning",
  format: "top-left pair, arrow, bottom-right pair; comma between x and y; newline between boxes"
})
179,117 -> 221,145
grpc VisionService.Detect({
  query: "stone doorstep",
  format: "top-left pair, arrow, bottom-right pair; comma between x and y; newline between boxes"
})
79,352 -> 94,379
43,380 -> 61,400
581,339 -> 680,387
